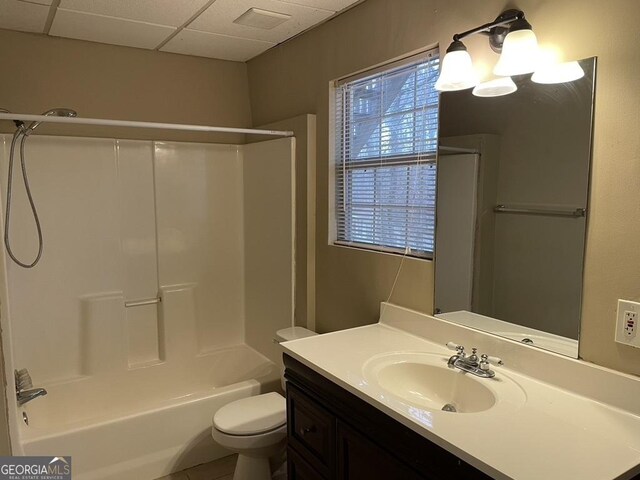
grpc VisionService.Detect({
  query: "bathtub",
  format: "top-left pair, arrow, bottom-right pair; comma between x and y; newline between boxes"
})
18,344 -> 281,480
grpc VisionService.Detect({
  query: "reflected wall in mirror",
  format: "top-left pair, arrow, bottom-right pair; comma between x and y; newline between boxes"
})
434,57 -> 596,358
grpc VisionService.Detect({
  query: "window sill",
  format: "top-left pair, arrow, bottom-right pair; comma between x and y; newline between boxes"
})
329,241 -> 433,262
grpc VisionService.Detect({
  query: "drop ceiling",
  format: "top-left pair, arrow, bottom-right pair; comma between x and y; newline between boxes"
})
0,0 -> 363,61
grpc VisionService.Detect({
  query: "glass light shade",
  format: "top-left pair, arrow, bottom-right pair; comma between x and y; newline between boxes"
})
472,77 -> 517,97
435,50 -> 479,91
531,61 -> 585,84
493,29 -> 540,76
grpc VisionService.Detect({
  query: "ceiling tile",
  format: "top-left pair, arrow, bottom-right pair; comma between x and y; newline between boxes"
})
189,0 -> 334,43
278,0 -> 360,11
161,29 -> 274,62
58,0 -> 211,27
50,9 -> 176,50
0,0 -> 49,33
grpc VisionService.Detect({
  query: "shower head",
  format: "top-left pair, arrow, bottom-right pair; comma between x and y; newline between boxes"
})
25,108 -> 78,135
43,108 -> 77,117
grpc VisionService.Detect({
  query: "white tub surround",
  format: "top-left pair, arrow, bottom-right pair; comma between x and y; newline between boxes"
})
0,134 -> 296,479
282,303 -> 640,480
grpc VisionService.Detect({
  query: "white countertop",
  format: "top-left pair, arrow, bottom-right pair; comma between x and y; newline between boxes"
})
282,312 -> 640,480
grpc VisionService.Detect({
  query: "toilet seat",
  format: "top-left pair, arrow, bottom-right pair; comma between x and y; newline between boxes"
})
213,392 -> 286,436
212,423 -> 287,453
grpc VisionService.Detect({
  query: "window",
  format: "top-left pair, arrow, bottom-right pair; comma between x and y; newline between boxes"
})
332,49 -> 440,259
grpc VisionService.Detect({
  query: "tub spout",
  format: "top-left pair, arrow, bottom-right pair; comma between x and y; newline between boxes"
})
17,388 -> 47,406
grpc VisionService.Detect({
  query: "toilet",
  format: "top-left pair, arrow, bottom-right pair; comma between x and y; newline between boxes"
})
211,327 -> 317,480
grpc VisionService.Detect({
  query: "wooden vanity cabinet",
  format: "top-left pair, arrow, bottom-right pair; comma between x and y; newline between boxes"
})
284,354 -> 492,480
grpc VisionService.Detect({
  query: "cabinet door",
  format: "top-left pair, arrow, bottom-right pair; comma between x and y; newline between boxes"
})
288,446 -> 326,480
336,421 -> 426,480
287,384 -> 335,477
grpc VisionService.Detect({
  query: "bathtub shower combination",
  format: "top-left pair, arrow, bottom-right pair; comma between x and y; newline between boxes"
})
0,128 -> 296,479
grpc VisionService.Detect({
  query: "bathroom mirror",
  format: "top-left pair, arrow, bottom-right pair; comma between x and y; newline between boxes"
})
434,57 -> 596,357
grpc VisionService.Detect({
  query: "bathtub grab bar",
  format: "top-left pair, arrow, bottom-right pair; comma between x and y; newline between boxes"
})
124,297 -> 161,308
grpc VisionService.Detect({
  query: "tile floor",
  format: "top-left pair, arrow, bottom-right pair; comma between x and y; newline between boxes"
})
155,454 -> 237,480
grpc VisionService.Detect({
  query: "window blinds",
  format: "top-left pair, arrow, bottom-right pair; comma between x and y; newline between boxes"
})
334,49 -> 440,258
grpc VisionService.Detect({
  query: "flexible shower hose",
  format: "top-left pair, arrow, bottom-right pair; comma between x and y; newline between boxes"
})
4,130 -> 44,268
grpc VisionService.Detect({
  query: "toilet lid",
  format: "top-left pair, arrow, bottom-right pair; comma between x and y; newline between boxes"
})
213,392 -> 286,435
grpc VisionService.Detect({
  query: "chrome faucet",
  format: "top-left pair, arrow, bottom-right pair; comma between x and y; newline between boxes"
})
15,369 -> 47,406
17,388 -> 47,406
446,343 -> 467,367
445,343 -> 503,378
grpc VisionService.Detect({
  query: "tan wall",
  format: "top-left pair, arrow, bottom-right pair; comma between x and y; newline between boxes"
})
247,0 -> 640,376
0,29 -> 252,144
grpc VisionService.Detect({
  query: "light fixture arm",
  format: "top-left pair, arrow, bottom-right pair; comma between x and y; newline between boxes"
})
452,9 -> 525,52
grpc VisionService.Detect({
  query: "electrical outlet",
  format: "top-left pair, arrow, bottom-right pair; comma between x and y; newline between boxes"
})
615,299 -> 640,348
624,311 -> 637,337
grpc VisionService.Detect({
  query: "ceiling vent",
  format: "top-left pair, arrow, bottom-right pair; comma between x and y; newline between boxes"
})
233,8 -> 291,30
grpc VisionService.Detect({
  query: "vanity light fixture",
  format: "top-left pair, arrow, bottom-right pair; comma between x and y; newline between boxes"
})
434,40 -> 479,91
437,10 -> 583,92
472,77 -> 517,97
531,60 -> 585,84
492,16 -> 539,76
436,9 -> 539,92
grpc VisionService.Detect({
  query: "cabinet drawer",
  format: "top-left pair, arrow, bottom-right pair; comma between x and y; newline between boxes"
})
287,384 -> 335,476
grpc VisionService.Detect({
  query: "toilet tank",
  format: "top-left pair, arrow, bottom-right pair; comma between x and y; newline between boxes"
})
274,327 -> 316,391
275,326 -> 316,343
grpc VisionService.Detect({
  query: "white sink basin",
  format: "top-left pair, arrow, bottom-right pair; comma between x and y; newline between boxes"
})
374,362 -> 496,413
363,352 -> 526,414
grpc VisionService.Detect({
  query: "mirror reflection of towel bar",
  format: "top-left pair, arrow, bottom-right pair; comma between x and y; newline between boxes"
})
124,297 -> 161,308
493,205 -> 586,218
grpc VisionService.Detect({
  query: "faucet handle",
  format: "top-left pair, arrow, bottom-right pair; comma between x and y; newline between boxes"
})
481,354 -> 504,366
446,342 -> 465,356
479,357 -> 491,372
